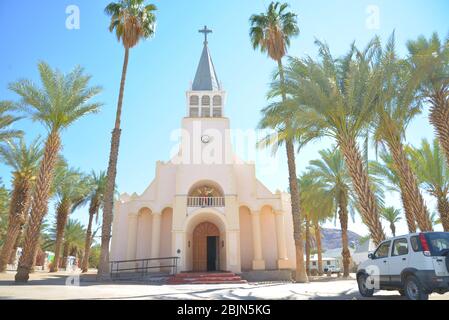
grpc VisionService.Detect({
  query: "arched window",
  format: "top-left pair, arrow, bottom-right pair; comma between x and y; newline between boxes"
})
190,95 -> 199,106
201,96 -> 210,106
187,182 -> 225,207
190,107 -> 199,117
213,95 -> 222,106
189,185 -> 223,197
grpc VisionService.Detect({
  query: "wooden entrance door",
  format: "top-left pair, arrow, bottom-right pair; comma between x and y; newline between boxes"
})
193,222 -> 219,272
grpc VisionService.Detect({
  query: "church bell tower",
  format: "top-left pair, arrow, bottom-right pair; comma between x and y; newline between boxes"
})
186,26 -> 226,118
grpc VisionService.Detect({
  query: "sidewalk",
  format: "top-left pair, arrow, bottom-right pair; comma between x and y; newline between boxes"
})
0,271 -> 448,300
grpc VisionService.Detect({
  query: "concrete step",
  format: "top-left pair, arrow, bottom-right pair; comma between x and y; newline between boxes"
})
168,272 -> 246,285
174,272 -> 236,278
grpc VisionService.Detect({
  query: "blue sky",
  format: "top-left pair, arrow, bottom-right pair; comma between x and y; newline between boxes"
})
0,0 -> 448,238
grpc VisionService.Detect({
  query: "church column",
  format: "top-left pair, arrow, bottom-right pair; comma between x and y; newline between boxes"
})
275,211 -> 290,269
126,213 -> 138,260
251,211 -> 265,270
150,213 -> 161,269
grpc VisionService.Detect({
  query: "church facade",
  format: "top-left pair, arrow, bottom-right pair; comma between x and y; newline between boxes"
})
110,28 -> 297,274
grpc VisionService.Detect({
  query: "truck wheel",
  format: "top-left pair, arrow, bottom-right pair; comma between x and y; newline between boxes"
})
404,275 -> 429,300
357,274 -> 374,298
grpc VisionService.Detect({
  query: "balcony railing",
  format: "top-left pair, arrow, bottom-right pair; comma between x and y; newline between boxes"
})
187,196 -> 225,207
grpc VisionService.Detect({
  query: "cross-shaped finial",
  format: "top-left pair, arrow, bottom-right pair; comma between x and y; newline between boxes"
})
199,25 -> 212,45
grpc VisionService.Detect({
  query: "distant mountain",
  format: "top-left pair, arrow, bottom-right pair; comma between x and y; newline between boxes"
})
320,228 -> 362,250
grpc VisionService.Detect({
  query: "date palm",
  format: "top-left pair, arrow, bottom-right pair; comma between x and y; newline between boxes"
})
0,138 -> 42,272
373,34 -> 432,232
380,207 -> 402,237
9,62 -> 102,282
0,102 -> 23,142
284,39 -> 386,245
50,166 -> 90,272
297,173 -> 315,276
250,1 -> 307,282
298,173 -> 333,276
0,181 -> 10,249
49,219 -> 86,269
307,148 -> 354,277
62,219 -> 86,268
407,33 -> 449,167
72,171 -> 107,273
408,139 -> 449,231
100,0 -> 157,279
369,151 -> 417,232
430,212 -> 442,227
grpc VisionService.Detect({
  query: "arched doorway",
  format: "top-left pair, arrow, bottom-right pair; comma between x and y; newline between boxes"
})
192,222 -> 220,272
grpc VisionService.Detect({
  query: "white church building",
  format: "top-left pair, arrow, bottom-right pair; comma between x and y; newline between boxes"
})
110,27 -> 297,275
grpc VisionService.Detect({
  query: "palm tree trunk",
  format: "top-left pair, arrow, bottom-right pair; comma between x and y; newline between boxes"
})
390,223 -> 396,237
399,189 -> 417,233
62,242 -> 69,269
437,195 -> 449,232
8,229 -> 22,264
287,139 -> 308,283
15,130 -> 61,282
387,137 -> 432,231
314,222 -> 323,275
0,178 -> 32,272
81,203 -> 97,273
277,59 -> 308,283
338,135 -> 385,246
50,200 -> 70,272
98,47 -> 130,280
429,90 -> 449,168
338,191 -> 351,278
305,215 -> 311,277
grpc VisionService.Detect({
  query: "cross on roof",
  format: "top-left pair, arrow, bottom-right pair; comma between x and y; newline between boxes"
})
199,25 -> 212,45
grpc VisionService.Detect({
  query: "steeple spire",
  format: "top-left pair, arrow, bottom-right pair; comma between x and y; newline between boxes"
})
192,25 -> 220,91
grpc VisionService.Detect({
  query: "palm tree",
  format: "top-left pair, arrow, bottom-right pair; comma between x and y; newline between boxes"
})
307,148 -> 354,277
0,138 -> 42,272
72,171 -> 107,273
62,219 -> 86,268
8,62 -> 102,282
297,174 -> 316,276
430,212 -> 442,228
250,1 -> 307,283
311,221 -> 323,275
373,33 -> 432,232
99,0 -> 157,279
298,173 -> 333,276
50,166 -> 90,272
49,219 -> 86,269
381,207 -> 402,237
408,139 -> 449,231
0,180 -> 10,249
369,151 -> 418,232
407,33 -> 449,166
284,39 -> 386,245
0,102 -> 23,142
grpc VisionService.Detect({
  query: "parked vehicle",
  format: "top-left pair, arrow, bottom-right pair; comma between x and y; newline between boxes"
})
324,265 -> 341,274
357,232 -> 449,300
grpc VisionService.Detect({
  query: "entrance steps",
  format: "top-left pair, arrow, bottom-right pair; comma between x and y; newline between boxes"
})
167,272 -> 247,285
111,271 -> 171,283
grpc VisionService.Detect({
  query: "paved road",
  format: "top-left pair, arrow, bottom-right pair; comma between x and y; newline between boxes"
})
0,271 -> 448,300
